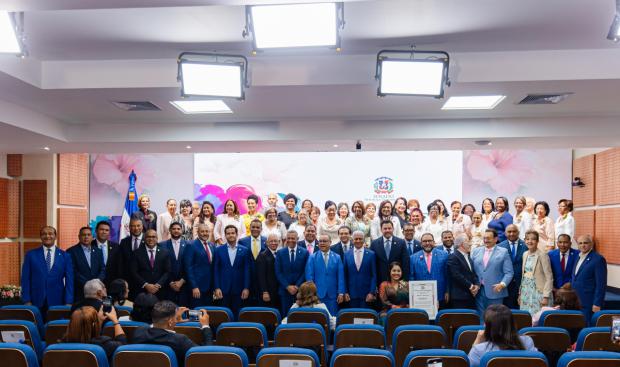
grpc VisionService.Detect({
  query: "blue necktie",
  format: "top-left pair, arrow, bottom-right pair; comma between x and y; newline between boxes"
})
45,248 -> 52,272
511,243 -> 516,261
385,239 -> 391,259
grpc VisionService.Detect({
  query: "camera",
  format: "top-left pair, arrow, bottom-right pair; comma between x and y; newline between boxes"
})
356,140 -> 362,150
102,296 -> 113,313
183,309 -> 201,322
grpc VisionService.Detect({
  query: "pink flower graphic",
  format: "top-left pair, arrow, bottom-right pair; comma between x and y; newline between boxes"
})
465,150 -> 535,195
92,154 -> 155,195
194,183 -> 262,215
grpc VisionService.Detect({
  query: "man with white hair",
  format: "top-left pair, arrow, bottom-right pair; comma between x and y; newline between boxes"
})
572,234 -> 607,324
446,235 -> 479,310
70,278 -> 108,312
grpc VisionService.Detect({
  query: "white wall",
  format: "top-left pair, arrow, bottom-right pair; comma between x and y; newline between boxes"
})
22,154 -> 57,238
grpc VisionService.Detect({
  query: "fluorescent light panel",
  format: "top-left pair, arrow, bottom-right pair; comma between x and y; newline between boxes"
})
170,100 -> 233,114
442,95 -> 506,110
180,62 -> 243,98
379,59 -> 446,96
250,3 -> 338,49
0,11 -> 21,53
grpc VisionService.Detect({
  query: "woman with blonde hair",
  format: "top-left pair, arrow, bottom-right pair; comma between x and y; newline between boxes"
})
131,194 -> 157,232
282,281 -> 336,330
64,306 -> 126,361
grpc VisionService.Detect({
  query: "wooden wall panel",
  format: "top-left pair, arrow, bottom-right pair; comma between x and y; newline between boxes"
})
57,153 -> 89,206
573,210 -> 595,242
57,207 -> 88,250
23,180 -> 47,238
595,148 -> 620,206
595,208 -> 620,265
0,178 -> 7,238
23,242 -> 40,256
7,154 -> 22,177
7,179 -> 20,238
572,155 -> 595,208
0,242 -> 20,285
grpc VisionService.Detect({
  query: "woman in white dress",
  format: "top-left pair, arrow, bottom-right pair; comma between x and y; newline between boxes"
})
317,201 -> 343,245
289,209 -> 310,242
409,208 -> 425,242
470,212 -> 485,250
214,199 -> 244,245
450,201 -> 472,239
513,196 -> 532,241
370,200 -> 403,240
554,199 -> 576,247
480,197 -> 496,232
421,203 -> 449,245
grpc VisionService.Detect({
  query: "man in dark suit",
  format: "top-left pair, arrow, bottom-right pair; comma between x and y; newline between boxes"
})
549,234 -> 579,290
298,224 -> 319,255
410,233 -> 450,309
276,230 -> 309,316
160,222 -> 189,306
330,226 -> 352,260
343,231 -> 377,308
133,300 -> 212,367
447,235 -> 479,309
572,234 -> 607,325
370,220 -> 409,285
402,223 -> 422,256
21,226 -> 74,315
92,220 -> 121,287
213,225 -> 251,317
119,218 -> 145,300
238,219 -> 267,306
256,234 -> 281,310
497,224 -> 528,309
130,229 -> 171,300
439,230 -> 455,255
67,226 -> 106,301
184,223 -> 215,308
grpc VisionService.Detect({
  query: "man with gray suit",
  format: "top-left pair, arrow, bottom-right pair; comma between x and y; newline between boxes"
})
471,228 -> 514,316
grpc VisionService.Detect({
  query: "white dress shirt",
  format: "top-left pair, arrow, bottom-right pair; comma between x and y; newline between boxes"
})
96,240 -> 108,264
43,245 -> 57,269
574,250 -> 591,275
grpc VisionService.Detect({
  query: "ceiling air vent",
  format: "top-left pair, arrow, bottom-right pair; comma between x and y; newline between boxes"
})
111,101 -> 161,111
518,93 -> 573,105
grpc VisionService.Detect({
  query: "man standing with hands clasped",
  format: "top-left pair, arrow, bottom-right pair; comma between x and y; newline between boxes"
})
447,235 -> 480,310
131,229 -> 171,299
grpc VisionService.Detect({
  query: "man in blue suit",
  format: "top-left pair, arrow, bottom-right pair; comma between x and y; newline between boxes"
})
160,222 -> 189,306
402,223 -> 422,256
298,224 -> 319,255
214,225 -> 251,318
238,219 -> 267,306
330,226 -> 353,260
275,230 -> 309,316
343,231 -> 377,308
549,234 -> 579,290
21,226 -> 74,315
67,226 -> 105,301
370,220 -> 409,285
572,234 -> 607,325
410,233 -> 450,308
471,229 -> 514,316
306,234 -> 345,315
184,223 -> 215,308
497,224 -> 528,309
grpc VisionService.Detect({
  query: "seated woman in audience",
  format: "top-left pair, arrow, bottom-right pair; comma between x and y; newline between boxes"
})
530,201 -> 555,251
378,262 -> 409,323
337,202 -> 350,221
365,202 -> 377,222
241,194 -> 265,235
289,209 -> 310,241
108,279 -> 133,308
519,230 -> 553,316
555,199 -> 575,247
301,199 -> 313,213
214,199 -> 244,245
123,292 -> 158,323
468,304 -> 537,367
409,208 -> 425,242
480,197 -> 496,232
131,194 -> 157,232
282,281 -> 336,330
317,201 -> 343,245
461,203 -> 476,218
64,306 -> 127,362
470,212 -> 484,250
513,196 -> 531,241
487,197 -> 513,243
532,283 -> 581,326
178,199 -> 194,241
370,200 -> 403,240
393,197 -> 408,229
262,207 -> 287,243
421,203 -> 449,245
346,200 -> 371,247
193,201 -> 216,241
450,201 -> 472,239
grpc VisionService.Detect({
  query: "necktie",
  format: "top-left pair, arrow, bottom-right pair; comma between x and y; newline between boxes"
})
290,249 -> 295,263
355,250 -> 362,270
307,243 -> 314,255
85,248 -> 91,268
149,249 -> 155,268
385,239 -> 391,259
561,252 -> 566,272
343,244 -> 348,253
425,253 -> 432,273
466,254 -> 473,271
323,252 -> 329,267
408,241 -> 413,254
511,243 -> 516,261
133,237 -> 139,251
203,241 -> 212,263
446,247 -> 452,254
101,244 -> 107,264
46,248 -> 52,272
252,238 -> 260,259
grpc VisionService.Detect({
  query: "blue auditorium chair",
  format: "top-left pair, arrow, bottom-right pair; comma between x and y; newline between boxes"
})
275,323 -> 327,366
257,347 -> 320,367
0,305 -> 45,336
334,324 -> 385,349
336,308 -> 379,326
435,308 -> 481,344
384,308 -> 429,347
113,344 -> 177,367
0,320 -> 45,360
186,346 -> 248,367
479,350 -> 548,367
43,343 -> 109,367
453,325 -> 484,352
330,347 -> 394,367
557,351 -> 620,367
575,327 -> 620,352
403,349 -> 469,367
0,343 -> 39,367
392,325 -> 447,367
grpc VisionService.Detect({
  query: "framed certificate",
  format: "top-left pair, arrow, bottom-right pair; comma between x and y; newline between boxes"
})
409,280 -> 438,320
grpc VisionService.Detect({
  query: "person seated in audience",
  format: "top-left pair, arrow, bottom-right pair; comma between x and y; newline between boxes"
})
64,305 -> 126,362
108,278 -> 133,308
282,281 -> 336,330
378,261 -> 409,323
71,278 -> 111,312
468,304 -> 538,367
122,292 -> 158,323
132,300 -> 212,366
532,283 -> 581,326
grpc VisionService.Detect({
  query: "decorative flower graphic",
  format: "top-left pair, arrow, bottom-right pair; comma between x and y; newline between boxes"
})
92,154 -> 155,195
465,150 -> 535,195
194,184 -> 262,215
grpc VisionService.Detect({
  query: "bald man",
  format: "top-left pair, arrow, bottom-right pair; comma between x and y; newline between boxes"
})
497,224 -> 527,308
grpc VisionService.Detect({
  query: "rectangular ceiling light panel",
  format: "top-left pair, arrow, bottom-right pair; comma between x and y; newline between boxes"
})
379,59 -> 446,97
170,100 -> 233,114
0,11 -> 21,54
180,61 -> 243,99
442,95 -> 506,110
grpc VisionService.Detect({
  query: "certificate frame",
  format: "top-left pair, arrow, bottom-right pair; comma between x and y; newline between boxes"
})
409,280 -> 438,320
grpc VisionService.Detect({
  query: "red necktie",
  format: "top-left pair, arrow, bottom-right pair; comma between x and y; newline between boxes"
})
561,253 -> 566,272
203,241 -> 212,263
149,249 -> 155,268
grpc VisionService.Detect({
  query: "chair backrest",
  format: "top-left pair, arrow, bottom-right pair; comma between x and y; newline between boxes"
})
591,310 -> 620,327
256,347 -> 320,367
0,305 -> 44,336
392,325 -> 447,367
47,306 -> 72,321
45,320 -> 70,345
113,344 -> 178,367
238,307 -> 281,341
0,320 -> 43,358
557,351 -> 620,367
175,322 -> 205,345
519,327 -> 572,352
103,320 -> 149,342
275,323 -> 327,367
435,309 -> 480,344
385,308 -> 429,347
336,308 -> 379,326
334,324 -> 385,349
0,343 -> 39,367
115,306 -> 133,318
193,306 -> 234,331
216,322 -> 268,348
575,327 -> 620,352
43,343 -> 109,367
287,307 -> 331,340
403,349 -> 469,367
453,325 -> 484,352
186,346 -> 248,367
479,350 -> 548,367
330,348 -> 394,367
540,310 -> 585,343
510,309 -> 533,331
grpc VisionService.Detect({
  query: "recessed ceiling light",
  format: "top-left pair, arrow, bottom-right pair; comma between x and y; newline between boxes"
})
442,95 -> 506,110
186,145 -> 192,149
170,100 -> 233,114
0,11 -> 22,54
42,146 -> 50,151
333,144 -> 339,148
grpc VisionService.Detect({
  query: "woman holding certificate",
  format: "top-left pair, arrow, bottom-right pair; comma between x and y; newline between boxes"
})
378,262 -> 409,324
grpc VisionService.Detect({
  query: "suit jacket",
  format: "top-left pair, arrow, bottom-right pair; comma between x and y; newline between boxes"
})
571,250 -> 607,308
67,244 -> 106,299
256,249 -> 279,297
330,242 -> 353,261
213,244 -> 251,295
184,239 -> 215,292
521,249 -> 553,298
548,248 -> 579,289
21,246 -> 74,307
447,250 -> 479,301
159,239 -> 188,282
343,248 -> 377,299
471,245 -> 514,299
298,239 -> 319,255
275,246 -> 309,295
370,236 -> 410,284
130,245 -> 171,298
119,235 -> 145,280
305,250 -> 345,299
498,239 -> 528,286
132,326 -> 212,367
410,248 -> 450,300
404,239 -> 422,257
238,235 -> 267,261
92,240 -> 121,286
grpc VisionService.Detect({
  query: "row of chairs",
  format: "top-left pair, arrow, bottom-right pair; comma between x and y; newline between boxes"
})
2,342 -> 620,367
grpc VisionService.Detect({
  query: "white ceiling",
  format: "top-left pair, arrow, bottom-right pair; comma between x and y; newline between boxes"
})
0,0 -> 619,153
